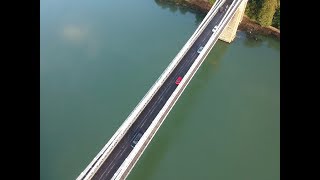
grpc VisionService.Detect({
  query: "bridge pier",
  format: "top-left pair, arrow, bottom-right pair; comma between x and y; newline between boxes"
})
219,0 -> 248,43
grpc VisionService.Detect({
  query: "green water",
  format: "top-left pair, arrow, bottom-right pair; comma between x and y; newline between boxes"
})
40,0 -> 280,180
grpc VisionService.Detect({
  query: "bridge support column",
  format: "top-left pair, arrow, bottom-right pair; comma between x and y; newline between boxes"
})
219,0 -> 248,43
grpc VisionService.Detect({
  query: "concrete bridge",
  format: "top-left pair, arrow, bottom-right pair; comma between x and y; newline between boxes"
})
77,0 -> 248,179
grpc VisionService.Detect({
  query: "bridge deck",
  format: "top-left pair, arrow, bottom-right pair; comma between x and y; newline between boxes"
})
89,0 -> 236,179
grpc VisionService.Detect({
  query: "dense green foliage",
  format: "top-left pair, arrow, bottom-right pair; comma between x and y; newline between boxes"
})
245,0 -> 280,28
245,0 -> 263,20
165,0 -> 280,29
257,0 -> 277,26
272,7 -> 280,29
209,0 -> 216,5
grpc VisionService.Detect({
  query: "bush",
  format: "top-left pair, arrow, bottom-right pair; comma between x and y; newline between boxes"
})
209,0 -> 216,5
245,0 -> 264,21
272,7 -> 280,29
257,0 -> 278,27
245,0 -> 280,28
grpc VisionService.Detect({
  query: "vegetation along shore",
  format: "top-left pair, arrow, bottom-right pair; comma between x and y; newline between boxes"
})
155,0 -> 280,39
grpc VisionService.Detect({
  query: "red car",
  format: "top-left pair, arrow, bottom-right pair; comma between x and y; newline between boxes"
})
175,76 -> 182,85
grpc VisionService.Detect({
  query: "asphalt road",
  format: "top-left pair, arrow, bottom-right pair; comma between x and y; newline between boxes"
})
91,1 -> 235,179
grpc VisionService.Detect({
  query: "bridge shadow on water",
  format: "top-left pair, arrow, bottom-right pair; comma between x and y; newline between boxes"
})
202,41 -> 230,77
128,41 -> 230,180
154,0 -> 206,25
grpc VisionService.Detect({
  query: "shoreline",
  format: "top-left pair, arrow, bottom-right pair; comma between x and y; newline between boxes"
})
156,0 -> 280,40
186,0 -> 280,39
238,15 -> 280,40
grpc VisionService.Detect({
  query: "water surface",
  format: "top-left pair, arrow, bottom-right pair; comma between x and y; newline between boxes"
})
40,0 -> 279,179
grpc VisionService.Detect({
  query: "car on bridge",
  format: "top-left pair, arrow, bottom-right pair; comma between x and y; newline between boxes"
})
212,25 -> 218,33
219,5 -> 229,12
219,7 -> 224,12
197,46 -> 204,53
175,76 -> 182,85
131,132 -> 143,148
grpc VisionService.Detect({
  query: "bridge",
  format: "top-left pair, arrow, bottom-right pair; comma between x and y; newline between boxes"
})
77,0 -> 248,179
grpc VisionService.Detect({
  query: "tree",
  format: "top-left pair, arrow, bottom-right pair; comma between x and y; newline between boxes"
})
209,0 -> 216,5
272,7 -> 280,29
257,0 -> 278,27
245,0 -> 264,21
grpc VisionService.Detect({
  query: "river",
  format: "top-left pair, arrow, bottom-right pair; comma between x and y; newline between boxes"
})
40,0 -> 279,179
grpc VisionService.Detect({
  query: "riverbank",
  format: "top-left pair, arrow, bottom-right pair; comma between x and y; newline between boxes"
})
239,15 -> 280,39
156,0 -> 280,40
187,0 -> 280,39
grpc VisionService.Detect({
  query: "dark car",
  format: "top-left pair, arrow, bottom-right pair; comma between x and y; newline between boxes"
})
131,132 -> 143,148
